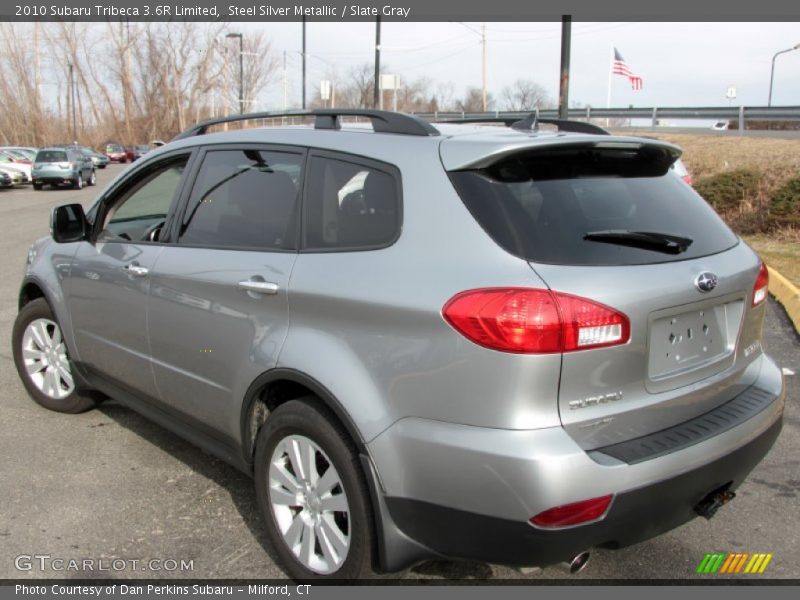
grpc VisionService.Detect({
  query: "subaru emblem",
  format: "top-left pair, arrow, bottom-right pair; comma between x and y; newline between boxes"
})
695,272 -> 718,293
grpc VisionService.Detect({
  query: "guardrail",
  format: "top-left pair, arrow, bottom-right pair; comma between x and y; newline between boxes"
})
413,106 -> 800,132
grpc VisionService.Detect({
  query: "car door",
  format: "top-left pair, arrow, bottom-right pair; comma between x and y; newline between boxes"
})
66,151 -> 193,399
146,145 -> 303,434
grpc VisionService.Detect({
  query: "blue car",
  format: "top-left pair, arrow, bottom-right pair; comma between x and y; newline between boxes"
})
32,147 -> 96,190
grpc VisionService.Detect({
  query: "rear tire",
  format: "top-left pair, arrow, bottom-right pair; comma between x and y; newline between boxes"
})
73,174 -> 82,190
88,170 -> 97,186
254,398 -> 376,580
12,298 -> 96,414
33,183 -> 42,190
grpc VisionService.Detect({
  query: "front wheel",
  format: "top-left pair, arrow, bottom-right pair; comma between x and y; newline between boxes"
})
12,298 -> 96,413
254,398 -> 376,579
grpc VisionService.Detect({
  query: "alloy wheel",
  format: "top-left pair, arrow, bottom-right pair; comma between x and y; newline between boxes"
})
21,318 -> 75,400
268,434 -> 351,574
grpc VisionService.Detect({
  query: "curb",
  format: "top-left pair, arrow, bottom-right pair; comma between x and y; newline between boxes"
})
767,266 -> 800,333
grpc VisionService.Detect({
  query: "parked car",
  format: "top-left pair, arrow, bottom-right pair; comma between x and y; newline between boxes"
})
134,144 -> 150,160
672,157 -> 693,185
124,144 -> 150,162
31,147 -> 96,189
12,110 -> 784,580
0,168 -> 20,187
0,151 -> 32,183
77,146 -> 109,169
2,146 -> 38,160
1,148 -> 34,164
711,121 -> 730,131
105,143 -> 127,163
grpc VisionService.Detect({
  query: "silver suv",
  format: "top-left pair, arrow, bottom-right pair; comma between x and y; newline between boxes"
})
12,110 -> 785,579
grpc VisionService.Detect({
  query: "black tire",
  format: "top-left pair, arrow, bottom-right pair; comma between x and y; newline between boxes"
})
73,174 -> 82,190
254,398 -> 376,580
12,298 -> 96,414
99,165 -> 106,169
33,183 -> 42,190
88,170 -> 97,186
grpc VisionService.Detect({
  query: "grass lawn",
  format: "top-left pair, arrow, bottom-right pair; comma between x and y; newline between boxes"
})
743,235 -> 800,289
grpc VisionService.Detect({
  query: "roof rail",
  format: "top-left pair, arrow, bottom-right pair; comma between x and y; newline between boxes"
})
437,114 -> 610,136
173,109 -> 441,140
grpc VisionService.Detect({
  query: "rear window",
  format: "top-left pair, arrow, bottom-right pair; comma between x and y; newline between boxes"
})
36,150 -> 67,163
449,144 -> 738,266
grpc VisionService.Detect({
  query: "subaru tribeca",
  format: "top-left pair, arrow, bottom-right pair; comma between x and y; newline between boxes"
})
12,110 -> 784,579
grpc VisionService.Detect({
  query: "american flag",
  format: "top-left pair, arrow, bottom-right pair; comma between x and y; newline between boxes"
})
612,48 -> 643,91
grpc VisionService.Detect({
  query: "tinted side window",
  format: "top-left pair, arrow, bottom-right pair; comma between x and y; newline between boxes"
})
305,155 -> 400,250
98,157 -> 188,242
179,149 -> 303,250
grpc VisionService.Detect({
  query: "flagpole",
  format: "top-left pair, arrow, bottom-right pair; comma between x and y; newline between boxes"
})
606,45 -> 613,127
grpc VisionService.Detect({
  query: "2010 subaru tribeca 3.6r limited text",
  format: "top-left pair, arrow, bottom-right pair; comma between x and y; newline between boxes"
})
12,110 -> 784,579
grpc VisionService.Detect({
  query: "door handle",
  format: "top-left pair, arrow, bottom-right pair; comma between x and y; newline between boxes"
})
123,264 -> 149,277
237,280 -> 280,295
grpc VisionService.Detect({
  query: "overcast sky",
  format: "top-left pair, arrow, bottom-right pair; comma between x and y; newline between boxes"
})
236,21 -> 800,110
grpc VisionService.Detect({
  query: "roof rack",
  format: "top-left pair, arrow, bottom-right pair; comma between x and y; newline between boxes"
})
437,114 -> 610,136
173,109 -> 441,140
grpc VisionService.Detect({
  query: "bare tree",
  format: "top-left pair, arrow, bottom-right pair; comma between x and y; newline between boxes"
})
456,87 -> 494,112
501,79 -> 553,111
0,23 -> 280,147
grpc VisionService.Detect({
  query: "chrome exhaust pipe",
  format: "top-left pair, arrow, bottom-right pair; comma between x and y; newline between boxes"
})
559,551 -> 590,574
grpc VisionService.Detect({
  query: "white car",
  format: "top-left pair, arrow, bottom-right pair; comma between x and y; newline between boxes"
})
0,152 -> 32,182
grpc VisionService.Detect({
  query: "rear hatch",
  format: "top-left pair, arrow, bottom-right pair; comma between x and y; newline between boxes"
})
444,133 -> 767,449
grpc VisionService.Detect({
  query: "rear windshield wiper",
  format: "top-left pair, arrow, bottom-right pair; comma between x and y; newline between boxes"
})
583,230 -> 693,254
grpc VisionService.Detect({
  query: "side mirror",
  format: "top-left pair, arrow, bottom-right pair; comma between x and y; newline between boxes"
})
51,203 -> 88,243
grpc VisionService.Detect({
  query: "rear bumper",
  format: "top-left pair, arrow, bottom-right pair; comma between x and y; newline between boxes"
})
33,174 -> 77,184
383,418 -> 781,567
368,354 -> 784,569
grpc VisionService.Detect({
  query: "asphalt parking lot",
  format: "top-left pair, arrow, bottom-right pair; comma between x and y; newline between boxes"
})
0,165 -> 798,581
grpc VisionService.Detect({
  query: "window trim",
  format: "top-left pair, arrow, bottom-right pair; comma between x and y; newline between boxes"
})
90,149 -> 197,246
171,142 -> 308,254
300,149 -> 403,253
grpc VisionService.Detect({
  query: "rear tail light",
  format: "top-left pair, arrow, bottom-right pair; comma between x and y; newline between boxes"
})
530,495 -> 614,528
682,174 -> 693,186
752,261 -> 769,307
442,288 -> 630,354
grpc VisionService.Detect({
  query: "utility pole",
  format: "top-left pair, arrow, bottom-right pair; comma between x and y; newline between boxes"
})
558,15 -> 572,120
226,32 -> 244,114
66,62 -> 71,141
374,15 -> 381,109
33,22 -> 41,145
301,17 -> 307,109
119,21 -> 133,145
283,50 -> 288,110
68,62 -> 77,141
481,24 -> 487,112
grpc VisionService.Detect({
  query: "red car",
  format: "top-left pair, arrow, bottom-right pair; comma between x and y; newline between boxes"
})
126,144 -> 151,162
105,143 -> 127,163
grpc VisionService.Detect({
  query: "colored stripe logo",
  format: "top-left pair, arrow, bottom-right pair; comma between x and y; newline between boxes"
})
696,552 -> 773,574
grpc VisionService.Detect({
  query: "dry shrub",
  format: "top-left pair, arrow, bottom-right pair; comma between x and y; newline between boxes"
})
770,177 -> 800,228
624,131 -> 800,239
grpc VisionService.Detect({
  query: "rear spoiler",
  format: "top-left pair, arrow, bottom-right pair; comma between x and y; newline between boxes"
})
440,136 -> 682,172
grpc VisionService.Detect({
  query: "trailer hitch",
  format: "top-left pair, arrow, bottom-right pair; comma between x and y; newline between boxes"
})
695,483 -> 736,520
